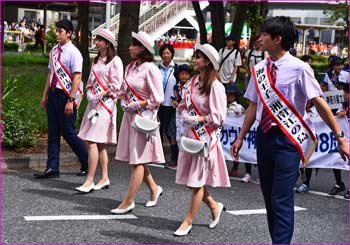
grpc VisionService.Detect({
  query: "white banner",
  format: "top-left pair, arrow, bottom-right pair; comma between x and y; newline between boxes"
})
221,114 -> 349,170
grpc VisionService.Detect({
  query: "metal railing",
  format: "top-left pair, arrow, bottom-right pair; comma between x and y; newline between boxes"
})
139,1 -> 189,34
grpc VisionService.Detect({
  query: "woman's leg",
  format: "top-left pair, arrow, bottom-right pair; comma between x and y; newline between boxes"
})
176,187 -> 204,231
118,164 -> 145,208
96,143 -> 109,184
81,141 -> 98,187
202,188 -> 220,220
143,165 -> 159,200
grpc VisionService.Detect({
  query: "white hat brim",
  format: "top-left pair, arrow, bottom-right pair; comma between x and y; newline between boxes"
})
195,44 -> 220,71
95,29 -> 116,47
132,31 -> 155,54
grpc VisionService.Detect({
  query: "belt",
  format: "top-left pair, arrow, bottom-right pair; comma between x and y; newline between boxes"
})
259,125 -> 282,134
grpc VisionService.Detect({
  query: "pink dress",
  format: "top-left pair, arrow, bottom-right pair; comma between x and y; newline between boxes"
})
176,76 -> 231,188
78,56 -> 123,144
115,61 -> 165,165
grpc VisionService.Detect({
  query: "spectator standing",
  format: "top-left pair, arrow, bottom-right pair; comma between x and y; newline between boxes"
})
218,34 -> 242,85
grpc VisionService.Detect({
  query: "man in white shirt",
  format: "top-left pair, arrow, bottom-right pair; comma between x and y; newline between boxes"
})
244,34 -> 268,78
218,34 -> 242,85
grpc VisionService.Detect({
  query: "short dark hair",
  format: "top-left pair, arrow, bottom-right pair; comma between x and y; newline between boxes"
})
300,55 -> 312,62
159,44 -> 175,59
55,19 -> 74,33
260,16 -> 298,51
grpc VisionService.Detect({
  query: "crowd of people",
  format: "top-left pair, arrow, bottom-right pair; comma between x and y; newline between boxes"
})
4,17 -> 46,48
32,17 -> 349,244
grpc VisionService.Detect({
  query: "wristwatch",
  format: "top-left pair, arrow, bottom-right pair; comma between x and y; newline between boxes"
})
335,131 -> 344,139
68,96 -> 75,102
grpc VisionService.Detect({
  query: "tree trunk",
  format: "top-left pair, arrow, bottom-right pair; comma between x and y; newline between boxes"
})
77,2 -> 90,82
230,2 -> 249,46
209,1 -> 225,50
192,1 -> 207,44
117,1 -> 141,67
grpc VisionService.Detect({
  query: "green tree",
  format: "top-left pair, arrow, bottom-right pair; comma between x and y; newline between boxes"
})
324,2 -> 347,45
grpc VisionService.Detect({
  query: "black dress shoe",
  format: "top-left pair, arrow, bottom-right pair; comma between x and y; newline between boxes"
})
34,169 -> 60,179
76,170 -> 87,176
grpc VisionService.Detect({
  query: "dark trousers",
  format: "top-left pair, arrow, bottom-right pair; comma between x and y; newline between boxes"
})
158,105 -> 176,142
47,89 -> 88,171
256,127 -> 300,244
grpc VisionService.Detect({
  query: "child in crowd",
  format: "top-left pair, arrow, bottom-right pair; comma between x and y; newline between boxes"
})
320,56 -> 349,196
224,84 -> 246,178
168,64 -> 192,169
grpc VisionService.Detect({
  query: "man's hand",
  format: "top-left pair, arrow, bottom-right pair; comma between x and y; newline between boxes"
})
337,137 -> 350,163
40,96 -> 47,110
65,101 -> 74,115
231,138 -> 243,161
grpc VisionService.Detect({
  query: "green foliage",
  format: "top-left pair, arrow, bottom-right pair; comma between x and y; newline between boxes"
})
324,3 -> 347,26
25,43 -> 43,52
2,53 -> 49,67
45,25 -> 57,51
2,76 -> 38,150
4,41 -> 19,52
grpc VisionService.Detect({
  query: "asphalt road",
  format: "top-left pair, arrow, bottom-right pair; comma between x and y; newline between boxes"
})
2,161 -> 349,244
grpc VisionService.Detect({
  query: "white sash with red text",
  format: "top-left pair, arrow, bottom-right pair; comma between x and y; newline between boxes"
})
252,58 -> 317,164
88,65 -> 115,116
50,44 -> 84,108
123,62 -> 155,120
185,75 -> 221,151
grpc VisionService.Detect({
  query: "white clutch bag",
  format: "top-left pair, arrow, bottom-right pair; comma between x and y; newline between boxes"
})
131,114 -> 160,136
179,136 -> 209,158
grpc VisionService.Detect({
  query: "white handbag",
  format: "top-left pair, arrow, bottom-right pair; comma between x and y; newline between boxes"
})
179,136 -> 209,158
131,114 -> 160,136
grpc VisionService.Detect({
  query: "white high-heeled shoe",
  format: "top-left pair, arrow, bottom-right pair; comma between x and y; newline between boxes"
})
75,183 -> 95,193
110,202 -> 135,214
173,225 -> 192,236
93,179 -> 110,190
145,186 -> 163,207
209,202 -> 226,229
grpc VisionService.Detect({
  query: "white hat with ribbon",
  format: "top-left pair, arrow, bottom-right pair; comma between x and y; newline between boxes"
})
95,28 -> 116,46
195,43 -> 220,71
132,31 -> 155,54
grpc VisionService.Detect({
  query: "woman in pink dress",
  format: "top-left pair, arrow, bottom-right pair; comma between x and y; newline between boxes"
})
110,31 -> 165,214
174,44 -> 231,236
76,29 -> 123,193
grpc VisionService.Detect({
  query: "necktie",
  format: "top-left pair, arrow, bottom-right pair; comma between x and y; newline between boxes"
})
50,46 -> 62,90
260,63 -> 277,133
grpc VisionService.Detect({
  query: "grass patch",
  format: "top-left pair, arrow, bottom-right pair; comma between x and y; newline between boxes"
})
2,52 -> 49,67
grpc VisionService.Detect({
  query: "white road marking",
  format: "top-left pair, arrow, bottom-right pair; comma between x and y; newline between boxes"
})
24,214 -> 137,221
229,176 -> 348,201
226,206 -> 307,215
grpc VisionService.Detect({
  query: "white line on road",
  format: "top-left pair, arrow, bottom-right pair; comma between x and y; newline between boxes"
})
228,176 -> 348,201
226,206 -> 307,215
24,214 -> 137,221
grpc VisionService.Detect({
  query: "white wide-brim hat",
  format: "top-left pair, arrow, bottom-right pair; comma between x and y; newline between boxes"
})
195,43 -> 220,71
95,28 -> 116,46
132,31 -> 155,54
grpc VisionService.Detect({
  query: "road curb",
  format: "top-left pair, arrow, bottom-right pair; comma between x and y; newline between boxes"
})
2,143 -> 171,171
